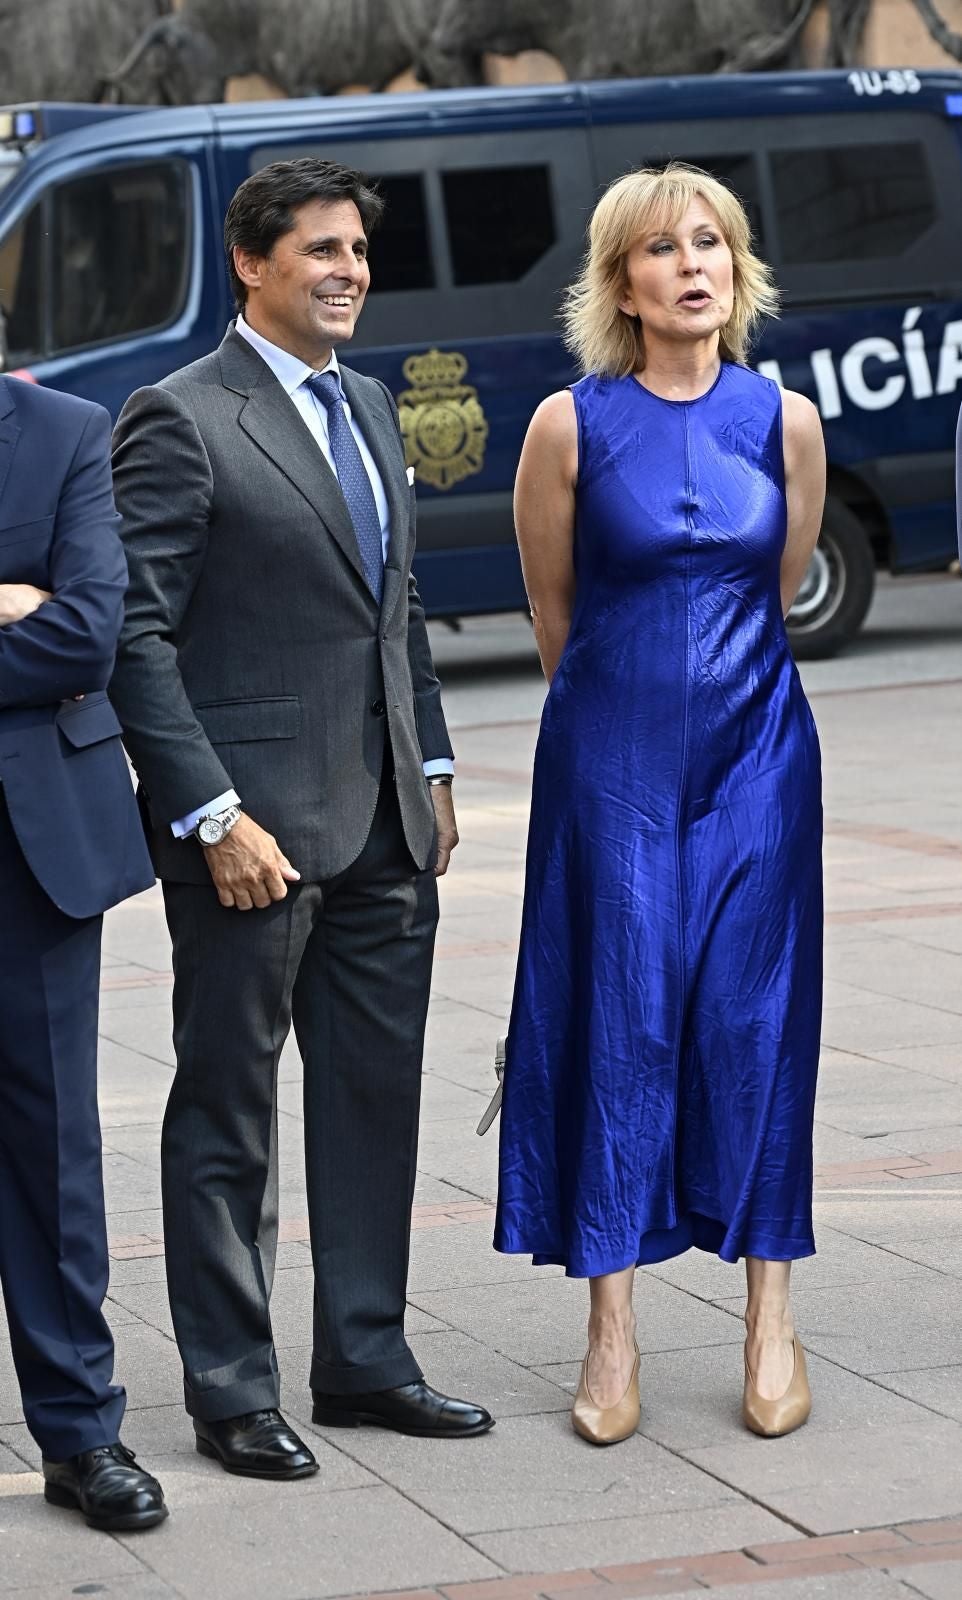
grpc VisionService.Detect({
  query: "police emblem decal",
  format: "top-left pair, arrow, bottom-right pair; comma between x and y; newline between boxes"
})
397,349 -> 489,491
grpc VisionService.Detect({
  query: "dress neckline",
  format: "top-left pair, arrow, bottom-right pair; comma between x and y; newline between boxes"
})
627,362 -> 726,408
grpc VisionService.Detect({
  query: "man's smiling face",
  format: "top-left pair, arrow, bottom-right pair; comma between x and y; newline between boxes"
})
235,197 -> 371,366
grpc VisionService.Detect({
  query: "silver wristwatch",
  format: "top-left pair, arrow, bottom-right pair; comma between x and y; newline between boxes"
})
194,804 -> 242,846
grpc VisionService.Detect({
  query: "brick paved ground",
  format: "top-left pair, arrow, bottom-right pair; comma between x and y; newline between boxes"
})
1,576 -> 961,1599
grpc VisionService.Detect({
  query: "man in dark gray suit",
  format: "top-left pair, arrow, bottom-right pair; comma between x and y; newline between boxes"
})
109,159 -> 492,1477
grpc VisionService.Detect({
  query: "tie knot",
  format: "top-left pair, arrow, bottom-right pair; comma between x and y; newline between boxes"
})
307,370 -> 342,410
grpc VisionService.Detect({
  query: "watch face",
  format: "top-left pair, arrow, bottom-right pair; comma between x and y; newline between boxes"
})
197,817 -> 224,846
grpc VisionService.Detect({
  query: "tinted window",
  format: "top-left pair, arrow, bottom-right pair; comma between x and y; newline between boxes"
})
0,203 -> 42,364
367,173 -> 435,293
51,162 -> 190,352
442,165 -> 555,286
772,143 -> 936,264
686,154 -> 764,250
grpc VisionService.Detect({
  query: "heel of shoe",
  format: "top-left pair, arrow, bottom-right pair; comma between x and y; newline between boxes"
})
194,1435 -> 217,1459
43,1481 -> 78,1509
311,1403 -> 362,1428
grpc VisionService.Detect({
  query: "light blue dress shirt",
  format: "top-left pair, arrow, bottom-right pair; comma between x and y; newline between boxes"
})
172,316 -> 452,839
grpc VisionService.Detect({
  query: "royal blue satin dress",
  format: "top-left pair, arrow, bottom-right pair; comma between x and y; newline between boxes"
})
495,363 -> 823,1277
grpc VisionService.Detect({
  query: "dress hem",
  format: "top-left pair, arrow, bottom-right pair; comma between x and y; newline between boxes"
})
494,1210 -> 816,1278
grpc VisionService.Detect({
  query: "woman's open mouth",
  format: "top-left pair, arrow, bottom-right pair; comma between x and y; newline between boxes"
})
677,291 -> 712,308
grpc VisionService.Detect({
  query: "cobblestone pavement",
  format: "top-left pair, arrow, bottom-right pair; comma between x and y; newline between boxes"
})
2,575 -> 962,1600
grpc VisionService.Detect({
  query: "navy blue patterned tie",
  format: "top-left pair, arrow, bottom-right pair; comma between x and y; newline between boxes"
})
307,370 -> 384,603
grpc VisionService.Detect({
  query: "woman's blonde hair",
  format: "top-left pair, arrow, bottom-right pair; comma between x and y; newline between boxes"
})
562,162 -> 779,376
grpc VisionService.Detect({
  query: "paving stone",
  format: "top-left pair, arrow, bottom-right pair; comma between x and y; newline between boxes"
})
667,1572 -> 914,1600
311,1411 -> 739,1536
651,1225 -> 927,1302
415,1122 -> 501,1203
405,1331 -> 569,1418
102,1149 -> 163,1215
535,1346 -> 930,1454
469,1500 -> 794,1573
0,1478 -> 146,1588
812,1121 -> 911,1166
0,1343 -> 25,1432
111,1321 -> 185,1410
871,1044 -> 962,1082
814,1056 -> 962,1133
0,1438 -> 29,1474
685,1418 -> 962,1533
410,1273 -> 743,1368
96,1039 -> 173,1127
717,1271 -> 962,1376
118,1403 -> 377,1498
2,1579 -> 181,1600
414,1174 -> 487,1208
420,1073 -> 492,1123
408,1219 -> 563,1295
101,1121 -> 164,1168
872,1365 -> 962,1423
891,1561 -> 962,1599
117,1484 -> 496,1598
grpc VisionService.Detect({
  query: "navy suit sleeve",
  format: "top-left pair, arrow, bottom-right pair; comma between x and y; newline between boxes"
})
376,379 -> 454,765
957,401 -> 962,563
0,406 -> 127,709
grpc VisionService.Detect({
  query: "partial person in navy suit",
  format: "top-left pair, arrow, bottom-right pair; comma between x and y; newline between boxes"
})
957,402 -> 961,560
0,374 -> 167,1531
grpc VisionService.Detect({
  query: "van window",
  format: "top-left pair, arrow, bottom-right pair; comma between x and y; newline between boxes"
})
771,142 -> 936,264
51,162 -> 191,352
441,165 -> 555,286
368,173 -> 435,293
0,203 -> 42,364
0,161 -> 191,364
687,155 -> 764,249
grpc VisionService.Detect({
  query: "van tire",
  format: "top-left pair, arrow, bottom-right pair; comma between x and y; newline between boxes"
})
786,495 -> 876,661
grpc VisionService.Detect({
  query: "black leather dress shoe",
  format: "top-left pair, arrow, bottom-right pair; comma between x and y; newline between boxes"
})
194,1408 -> 318,1479
43,1443 -> 167,1532
312,1380 -> 495,1438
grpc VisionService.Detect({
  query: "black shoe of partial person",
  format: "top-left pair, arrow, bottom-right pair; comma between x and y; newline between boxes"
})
194,1408 -> 319,1479
312,1380 -> 495,1438
43,1443 -> 168,1531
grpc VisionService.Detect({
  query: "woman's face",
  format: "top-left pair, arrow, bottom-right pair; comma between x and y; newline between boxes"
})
618,197 -> 734,349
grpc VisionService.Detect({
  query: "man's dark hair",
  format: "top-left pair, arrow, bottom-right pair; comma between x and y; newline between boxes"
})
224,157 -> 385,310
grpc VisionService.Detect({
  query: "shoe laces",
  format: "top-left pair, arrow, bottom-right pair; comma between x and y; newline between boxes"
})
238,1409 -> 282,1431
88,1443 -> 137,1467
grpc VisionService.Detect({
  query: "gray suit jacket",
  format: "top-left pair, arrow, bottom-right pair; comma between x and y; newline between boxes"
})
109,326 -> 451,883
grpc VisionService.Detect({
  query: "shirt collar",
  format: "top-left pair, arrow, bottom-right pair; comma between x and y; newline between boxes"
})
235,313 -> 340,397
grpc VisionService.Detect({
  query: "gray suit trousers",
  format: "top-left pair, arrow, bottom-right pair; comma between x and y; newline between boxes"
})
161,773 -> 439,1421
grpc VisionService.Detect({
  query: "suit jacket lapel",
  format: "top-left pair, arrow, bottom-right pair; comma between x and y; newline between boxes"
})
219,329 -> 373,597
0,379 -> 21,512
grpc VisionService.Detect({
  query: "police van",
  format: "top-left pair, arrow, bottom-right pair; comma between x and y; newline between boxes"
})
2,70 -> 961,657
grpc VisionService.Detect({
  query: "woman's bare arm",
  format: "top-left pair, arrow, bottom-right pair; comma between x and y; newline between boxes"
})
514,391 -> 579,683
780,389 -> 826,616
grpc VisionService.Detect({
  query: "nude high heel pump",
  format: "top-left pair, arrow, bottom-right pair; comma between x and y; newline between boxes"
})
743,1336 -> 811,1438
571,1343 -> 641,1445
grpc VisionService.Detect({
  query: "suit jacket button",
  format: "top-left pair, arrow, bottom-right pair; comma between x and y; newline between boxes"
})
370,699 -> 386,716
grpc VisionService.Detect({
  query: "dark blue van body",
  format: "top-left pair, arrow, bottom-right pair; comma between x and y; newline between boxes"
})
2,69 -> 961,654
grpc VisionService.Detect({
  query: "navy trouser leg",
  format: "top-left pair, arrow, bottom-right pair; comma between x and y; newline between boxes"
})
0,796 -> 125,1459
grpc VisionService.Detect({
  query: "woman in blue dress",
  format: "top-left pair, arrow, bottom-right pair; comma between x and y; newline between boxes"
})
496,164 -> 825,1445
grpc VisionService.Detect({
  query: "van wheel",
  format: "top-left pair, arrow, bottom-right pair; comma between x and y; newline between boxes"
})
786,496 -> 876,661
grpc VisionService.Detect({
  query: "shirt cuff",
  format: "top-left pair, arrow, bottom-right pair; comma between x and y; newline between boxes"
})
422,759 -> 455,778
171,789 -> 241,839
